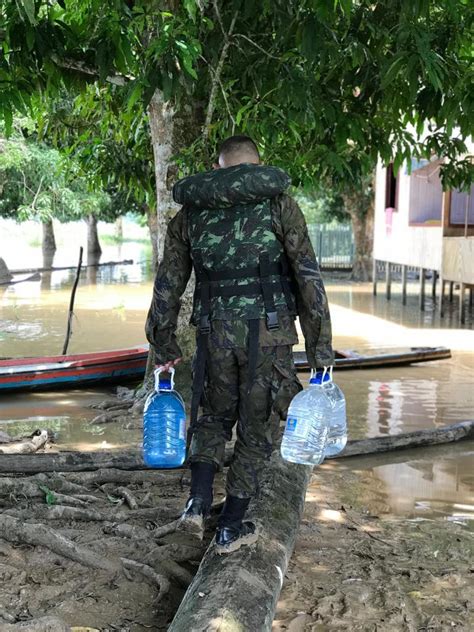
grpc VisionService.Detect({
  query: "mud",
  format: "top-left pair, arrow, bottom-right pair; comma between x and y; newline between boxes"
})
274,464 -> 473,631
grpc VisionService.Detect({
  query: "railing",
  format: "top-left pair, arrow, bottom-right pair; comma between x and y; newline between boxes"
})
307,223 -> 354,269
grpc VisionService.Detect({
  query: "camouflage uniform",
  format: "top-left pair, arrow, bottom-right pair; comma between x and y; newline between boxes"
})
146,164 -> 333,499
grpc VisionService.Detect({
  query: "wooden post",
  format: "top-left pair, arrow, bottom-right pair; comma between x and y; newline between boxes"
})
460,283 -> 466,324
419,267 -> 425,311
372,258 -> 377,295
439,278 -> 445,318
385,261 -> 391,300
401,265 -> 408,305
449,281 -> 454,302
431,270 -> 437,298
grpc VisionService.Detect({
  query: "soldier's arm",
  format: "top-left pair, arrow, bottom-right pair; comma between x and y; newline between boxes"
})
273,194 -> 335,368
145,207 -> 192,365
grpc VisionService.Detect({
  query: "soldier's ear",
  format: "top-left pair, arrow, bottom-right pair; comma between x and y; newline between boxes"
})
212,162 -> 220,170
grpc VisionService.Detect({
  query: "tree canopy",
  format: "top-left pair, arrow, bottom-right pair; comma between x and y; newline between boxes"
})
1,0 -> 472,188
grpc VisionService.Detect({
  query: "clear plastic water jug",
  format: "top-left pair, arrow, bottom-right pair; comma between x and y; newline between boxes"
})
143,368 -> 186,468
323,367 -> 347,457
280,369 -> 331,465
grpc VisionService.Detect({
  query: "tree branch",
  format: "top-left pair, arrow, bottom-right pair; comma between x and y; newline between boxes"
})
51,55 -> 132,86
233,33 -> 282,61
202,8 -> 238,140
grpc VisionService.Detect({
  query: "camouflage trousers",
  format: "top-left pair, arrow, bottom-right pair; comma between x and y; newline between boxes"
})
189,342 -> 302,498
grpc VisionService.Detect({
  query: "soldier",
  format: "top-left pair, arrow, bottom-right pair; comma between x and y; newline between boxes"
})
146,135 -> 334,554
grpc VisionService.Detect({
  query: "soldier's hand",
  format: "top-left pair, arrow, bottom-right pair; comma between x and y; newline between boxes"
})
156,358 -> 182,373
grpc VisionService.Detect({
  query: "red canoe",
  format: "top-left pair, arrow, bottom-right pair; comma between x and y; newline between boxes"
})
0,346 -> 149,392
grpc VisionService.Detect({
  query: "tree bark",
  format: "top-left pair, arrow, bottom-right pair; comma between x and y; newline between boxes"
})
86,214 -> 102,261
342,176 -> 375,282
146,203 -> 159,272
41,219 -> 56,256
147,90 -> 176,262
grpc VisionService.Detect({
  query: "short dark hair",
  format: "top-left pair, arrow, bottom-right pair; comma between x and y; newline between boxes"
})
218,135 -> 260,161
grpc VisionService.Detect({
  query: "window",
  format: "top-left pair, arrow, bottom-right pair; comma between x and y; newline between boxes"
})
450,186 -> 474,227
385,163 -> 397,210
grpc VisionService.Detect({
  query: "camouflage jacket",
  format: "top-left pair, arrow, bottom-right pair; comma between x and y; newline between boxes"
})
145,165 -> 334,368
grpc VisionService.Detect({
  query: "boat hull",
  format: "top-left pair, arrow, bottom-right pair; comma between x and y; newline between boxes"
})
0,345 -> 451,393
0,347 -> 149,392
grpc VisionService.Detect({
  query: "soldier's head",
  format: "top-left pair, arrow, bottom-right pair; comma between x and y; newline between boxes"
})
216,135 -> 260,169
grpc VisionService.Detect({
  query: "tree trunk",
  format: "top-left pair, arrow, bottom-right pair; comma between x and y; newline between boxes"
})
146,89 -> 201,371
147,90 -> 176,262
115,216 -> 123,241
342,176 -> 375,282
86,214 -> 102,262
146,203 -> 159,272
41,219 -> 56,256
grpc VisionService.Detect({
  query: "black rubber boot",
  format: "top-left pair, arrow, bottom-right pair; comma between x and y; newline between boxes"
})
176,462 -> 216,540
215,495 -> 258,554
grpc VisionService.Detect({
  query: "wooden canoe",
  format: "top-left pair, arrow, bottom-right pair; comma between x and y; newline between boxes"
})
0,345 -> 451,393
295,346 -> 451,371
0,346 -> 149,392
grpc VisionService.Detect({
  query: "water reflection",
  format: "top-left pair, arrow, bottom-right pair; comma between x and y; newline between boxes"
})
319,443 -> 474,522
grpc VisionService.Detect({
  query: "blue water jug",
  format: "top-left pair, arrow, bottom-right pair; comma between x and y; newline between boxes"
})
143,368 -> 186,468
280,368 -> 331,465
322,367 -> 347,457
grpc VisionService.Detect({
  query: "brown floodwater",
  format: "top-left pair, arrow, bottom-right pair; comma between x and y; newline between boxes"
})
0,220 -> 473,525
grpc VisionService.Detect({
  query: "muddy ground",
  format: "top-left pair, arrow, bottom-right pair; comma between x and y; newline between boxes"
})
0,458 -> 472,631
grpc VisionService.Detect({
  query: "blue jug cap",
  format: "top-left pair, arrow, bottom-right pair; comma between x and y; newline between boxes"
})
310,371 -> 331,385
159,379 -> 172,390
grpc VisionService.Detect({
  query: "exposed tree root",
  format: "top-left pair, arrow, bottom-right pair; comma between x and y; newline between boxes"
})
115,486 -> 139,509
0,515 -> 120,573
121,558 -> 170,602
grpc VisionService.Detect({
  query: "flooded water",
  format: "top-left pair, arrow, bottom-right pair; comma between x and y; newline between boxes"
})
0,218 -> 473,524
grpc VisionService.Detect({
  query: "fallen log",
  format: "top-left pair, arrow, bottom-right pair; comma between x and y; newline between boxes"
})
168,453 -> 312,631
1,420 -> 472,473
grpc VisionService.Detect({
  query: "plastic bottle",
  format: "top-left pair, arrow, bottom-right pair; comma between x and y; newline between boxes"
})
143,368 -> 186,468
280,369 -> 331,465
322,367 -> 348,457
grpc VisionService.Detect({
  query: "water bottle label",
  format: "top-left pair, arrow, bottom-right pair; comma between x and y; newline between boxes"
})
286,416 -> 310,439
179,417 -> 186,441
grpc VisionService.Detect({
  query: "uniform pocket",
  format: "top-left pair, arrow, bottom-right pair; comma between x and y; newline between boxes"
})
271,346 -> 303,420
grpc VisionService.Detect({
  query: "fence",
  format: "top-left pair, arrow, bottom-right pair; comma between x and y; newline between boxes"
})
307,224 -> 354,269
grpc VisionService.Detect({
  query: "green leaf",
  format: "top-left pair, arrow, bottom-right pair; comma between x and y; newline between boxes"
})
183,0 -> 197,22
3,108 -> 13,137
39,485 -> 57,506
21,0 -> 36,24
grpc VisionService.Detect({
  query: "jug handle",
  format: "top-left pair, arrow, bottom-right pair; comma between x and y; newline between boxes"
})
310,366 -> 333,383
154,367 -> 175,392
